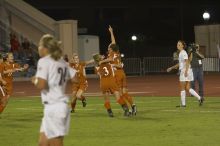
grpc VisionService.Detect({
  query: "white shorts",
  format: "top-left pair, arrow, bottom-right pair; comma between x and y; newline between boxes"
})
40,102 -> 70,139
179,68 -> 194,82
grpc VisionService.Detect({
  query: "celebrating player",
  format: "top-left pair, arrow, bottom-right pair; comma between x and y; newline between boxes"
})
99,25 -> 137,115
32,34 -> 76,146
69,53 -> 94,113
167,40 -> 202,107
0,52 -> 28,114
93,54 -> 130,117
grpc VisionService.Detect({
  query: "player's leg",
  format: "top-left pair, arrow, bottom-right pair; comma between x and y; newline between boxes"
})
122,87 -> 137,115
71,91 -> 77,113
178,81 -> 186,107
103,92 -> 113,117
48,136 -> 64,146
186,81 -> 202,105
114,91 -> 130,116
0,95 -> 10,114
76,88 -> 87,107
38,132 -> 49,146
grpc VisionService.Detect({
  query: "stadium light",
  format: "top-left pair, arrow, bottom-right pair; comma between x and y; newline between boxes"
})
121,53 -> 125,58
131,35 -> 137,41
203,12 -> 210,21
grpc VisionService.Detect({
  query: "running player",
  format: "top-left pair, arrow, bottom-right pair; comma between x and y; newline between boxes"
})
0,52 -> 28,114
69,53 -> 94,113
167,40 -> 202,107
99,25 -> 137,115
93,54 -> 130,117
32,34 -> 76,146
0,54 -> 7,114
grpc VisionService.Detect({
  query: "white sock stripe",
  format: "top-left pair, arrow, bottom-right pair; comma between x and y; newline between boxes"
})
0,86 -> 5,97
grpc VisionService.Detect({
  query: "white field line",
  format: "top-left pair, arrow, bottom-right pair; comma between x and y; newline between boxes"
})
15,107 -> 220,113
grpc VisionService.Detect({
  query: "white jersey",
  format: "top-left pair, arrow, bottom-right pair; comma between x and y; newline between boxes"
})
179,49 -> 189,70
36,55 -> 76,104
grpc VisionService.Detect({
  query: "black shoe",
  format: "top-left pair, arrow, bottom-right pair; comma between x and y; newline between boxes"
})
71,109 -> 75,113
176,105 -> 186,108
107,109 -> 114,117
82,99 -> 87,107
121,105 -> 131,117
199,99 -> 203,106
131,104 -> 137,116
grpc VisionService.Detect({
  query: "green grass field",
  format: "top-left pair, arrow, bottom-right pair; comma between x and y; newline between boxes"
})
0,96 -> 220,146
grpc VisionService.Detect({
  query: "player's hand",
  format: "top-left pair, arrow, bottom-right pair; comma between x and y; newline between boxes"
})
31,76 -> 36,84
167,67 -> 172,72
1,80 -> 7,85
108,25 -> 113,32
184,71 -> 188,77
23,64 -> 29,70
98,61 -> 102,65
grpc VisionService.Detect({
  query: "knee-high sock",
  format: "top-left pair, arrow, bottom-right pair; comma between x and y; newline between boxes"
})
189,88 -> 201,100
104,101 -> 111,110
71,99 -> 77,110
122,93 -> 134,106
181,90 -> 186,106
0,105 -> 6,114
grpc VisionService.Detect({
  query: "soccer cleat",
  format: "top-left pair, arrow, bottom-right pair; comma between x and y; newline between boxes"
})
82,98 -> 87,107
131,104 -> 137,116
107,109 -> 114,117
176,105 -> 186,108
199,99 -> 203,106
121,104 -> 131,117
71,109 -> 75,113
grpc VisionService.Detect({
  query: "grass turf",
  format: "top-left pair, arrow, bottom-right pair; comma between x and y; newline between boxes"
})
0,96 -> 220,146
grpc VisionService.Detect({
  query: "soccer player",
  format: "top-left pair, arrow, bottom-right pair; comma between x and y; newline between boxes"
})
69,53 -> 94,113
167,40 -> 202,107
32,34 -> 76,146
99,25 -> 137,115
0,53 -> 28,114
93,54 -> 130,117
0,54 -> 7,114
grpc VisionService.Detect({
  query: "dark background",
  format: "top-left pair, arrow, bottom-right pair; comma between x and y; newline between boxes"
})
24,0 -> 220,57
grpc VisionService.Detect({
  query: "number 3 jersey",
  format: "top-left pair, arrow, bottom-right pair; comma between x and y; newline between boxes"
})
36,55 -> 76,104
95,63 -> 119,93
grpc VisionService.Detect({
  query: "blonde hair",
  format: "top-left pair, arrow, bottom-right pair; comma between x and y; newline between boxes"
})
39,34 -> 62,60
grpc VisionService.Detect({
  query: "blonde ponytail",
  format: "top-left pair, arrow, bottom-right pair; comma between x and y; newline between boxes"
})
39,34 -> 63,60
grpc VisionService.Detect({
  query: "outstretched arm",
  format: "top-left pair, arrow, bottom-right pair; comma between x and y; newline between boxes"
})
85,59 -> 95,66
167,63 -> 179,72
109,25 -> 116,44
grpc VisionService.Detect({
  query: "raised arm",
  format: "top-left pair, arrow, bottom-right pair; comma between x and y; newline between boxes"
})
109,25 -> 116,44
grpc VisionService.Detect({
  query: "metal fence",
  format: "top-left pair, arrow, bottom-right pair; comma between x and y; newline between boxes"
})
122,57 -> 220,76
122,58 -> 142,75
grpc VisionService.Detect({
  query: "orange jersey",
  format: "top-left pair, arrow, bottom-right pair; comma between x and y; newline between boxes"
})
96,63 -> 115,79
2,62 -> 20,95
108,51 -> 122,66
95,63 -> 119,93
70,62 -> 87,83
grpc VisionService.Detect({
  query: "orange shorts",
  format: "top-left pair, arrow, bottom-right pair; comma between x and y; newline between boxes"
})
115,69 -> 127,88
72,81 -> 88,92
100,77 -> 119,94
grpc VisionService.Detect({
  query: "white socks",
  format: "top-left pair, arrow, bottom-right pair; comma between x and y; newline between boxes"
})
189,88 -> 201,100
180,90 -> 186,106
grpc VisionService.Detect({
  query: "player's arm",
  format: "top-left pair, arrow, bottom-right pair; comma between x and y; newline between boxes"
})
15,64 -> 29,72
109,25 -> 116,44
112,63 -> 123,69
0,73 -> 6,85
167,63 -> 179,72
31,77 -> 48,90
32,59 -> 48,90
184,59 -> 190,77
99,57 -> 113,65
85,59 -> 95,66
